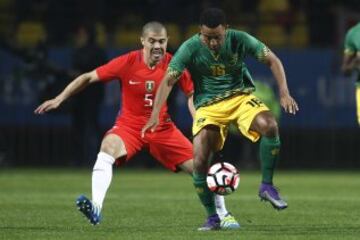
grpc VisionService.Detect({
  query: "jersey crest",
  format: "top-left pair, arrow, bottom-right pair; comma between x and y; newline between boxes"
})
145,80 -> 155,92
229,53 -> 238,65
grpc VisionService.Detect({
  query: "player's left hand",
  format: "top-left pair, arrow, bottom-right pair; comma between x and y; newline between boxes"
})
280,93 -> 299,115
141,115 -> 159,138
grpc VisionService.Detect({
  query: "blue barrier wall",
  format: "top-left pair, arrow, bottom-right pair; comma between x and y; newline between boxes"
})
245,49 -> 357,128
0,48 -> 358,129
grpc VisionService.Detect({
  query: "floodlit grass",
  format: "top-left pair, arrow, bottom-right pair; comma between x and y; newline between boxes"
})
0,169 -> 359,239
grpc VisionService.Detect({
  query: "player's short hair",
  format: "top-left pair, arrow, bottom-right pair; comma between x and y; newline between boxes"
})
142,21 -> 167,37
199,8 -> 227,28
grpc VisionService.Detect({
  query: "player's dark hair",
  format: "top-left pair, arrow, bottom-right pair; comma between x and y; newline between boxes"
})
142,21 -> 167,36
199,8 -> 226,28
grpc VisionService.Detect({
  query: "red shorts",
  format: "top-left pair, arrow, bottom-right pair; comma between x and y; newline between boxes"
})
106,120 -> 193,172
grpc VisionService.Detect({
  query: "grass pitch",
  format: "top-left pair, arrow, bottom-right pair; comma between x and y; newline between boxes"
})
0,169 -> 359,240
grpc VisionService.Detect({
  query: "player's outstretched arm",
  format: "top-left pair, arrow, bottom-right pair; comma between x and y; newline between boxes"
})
141,72 -> 179,137
263,50 -> 299,115
34,70 -> 100,114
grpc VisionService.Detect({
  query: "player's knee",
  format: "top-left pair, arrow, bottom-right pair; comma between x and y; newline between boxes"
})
100,134 -> 127,159
261,118 -> 279,137
252,111 -> 280,137
100,140 -> 118,158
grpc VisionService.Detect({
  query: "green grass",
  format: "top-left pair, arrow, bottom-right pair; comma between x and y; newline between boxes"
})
0,169 -> 360,240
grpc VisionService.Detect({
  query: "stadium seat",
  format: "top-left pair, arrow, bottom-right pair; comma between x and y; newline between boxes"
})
164,23 -> 181,47
185,24 -> 199,40
16,21 -> 46,48
257,23 -> 287,48
114,27 -> 141,48
257,0 -> 290,27
0,0 -> 12,8
95,22 -> 107,47
0,13 -> 14,37
289,24 -> 309,48
258,0 -> 289,12
232,24 -> 250,34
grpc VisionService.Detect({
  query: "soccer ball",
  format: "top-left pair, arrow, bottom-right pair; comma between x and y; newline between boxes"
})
206,162 -> 240,195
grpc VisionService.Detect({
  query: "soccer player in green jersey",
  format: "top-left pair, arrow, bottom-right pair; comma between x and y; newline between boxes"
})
342,22 -> 360,126
142,8 -> 299,230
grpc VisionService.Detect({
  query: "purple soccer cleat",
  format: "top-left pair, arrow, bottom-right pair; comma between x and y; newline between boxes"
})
259,183 -> 288,210
197,214 -> 221,231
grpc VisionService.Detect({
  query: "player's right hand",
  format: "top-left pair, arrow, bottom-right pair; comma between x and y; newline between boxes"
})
141,115 -> 159,138
34,98 -> 61,114
280,93 -> 299,115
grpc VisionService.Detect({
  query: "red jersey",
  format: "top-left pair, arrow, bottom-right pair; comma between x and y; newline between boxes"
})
96,50 -> 193,125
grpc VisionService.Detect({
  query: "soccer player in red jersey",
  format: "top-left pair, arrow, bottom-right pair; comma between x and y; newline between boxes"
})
34,22 -> 239,229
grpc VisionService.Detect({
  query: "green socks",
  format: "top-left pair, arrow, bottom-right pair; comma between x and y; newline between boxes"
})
260,136 -> 281,184
193,173 -> 216,216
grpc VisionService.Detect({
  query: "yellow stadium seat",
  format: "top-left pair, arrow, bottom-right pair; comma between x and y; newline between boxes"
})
114,27 -> 140,48
0,13 -> 14,36
257,24 -> 287,48
16,21 -> 46,48
258,0 -> 289,13
95,22 -> 107,47
0,0 -> 12,8
185,24 -> 199,40
164,23 -> 181,47
289,24 -> 309,48
232,24 -> 250,34
258,0 -> 289,23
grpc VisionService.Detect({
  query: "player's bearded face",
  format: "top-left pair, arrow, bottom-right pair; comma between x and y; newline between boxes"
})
200,25 -> 226,53
141,29 -> 168,64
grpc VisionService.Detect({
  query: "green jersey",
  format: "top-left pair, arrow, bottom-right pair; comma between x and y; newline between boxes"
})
169,29 -> 269,108
344,22 -> 360,84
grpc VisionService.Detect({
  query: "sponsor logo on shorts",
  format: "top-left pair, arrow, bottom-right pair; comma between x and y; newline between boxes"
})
196,117 -> 206,126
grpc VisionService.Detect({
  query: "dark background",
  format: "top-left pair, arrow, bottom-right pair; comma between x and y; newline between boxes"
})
0,0 -> 359,169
